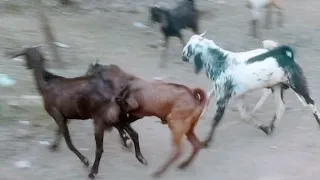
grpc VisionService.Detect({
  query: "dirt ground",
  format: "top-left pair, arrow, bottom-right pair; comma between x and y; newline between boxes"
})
1,0 -> 320,180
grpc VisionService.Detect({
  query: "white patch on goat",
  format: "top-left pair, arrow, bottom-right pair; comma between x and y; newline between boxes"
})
232,58 -> 285,96
286,50 -> 292,58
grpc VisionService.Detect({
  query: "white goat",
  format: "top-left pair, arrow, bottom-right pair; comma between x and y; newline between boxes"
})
182,32 -> 320,147
202,39 -> 282,117
246,0 -> 283,37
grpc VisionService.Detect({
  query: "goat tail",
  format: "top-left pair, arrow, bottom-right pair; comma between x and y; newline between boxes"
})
185,88 -> 207,126
192,88 -> 207,109
288,62 -> 310,97
262,39 -> 280,50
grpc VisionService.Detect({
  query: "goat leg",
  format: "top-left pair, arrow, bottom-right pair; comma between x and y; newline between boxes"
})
203,100 -> 227,148
152,120 -> 184,177
159,36 -> 169,68
177,131 -> 202,169
54,116 -> 90,167
259,85 -> 285,135
49,126 -> 62,151
123,123 -> 148,165
88,120 -> 105,179
152,146 -> 182,177
178,33 -> 186,47
115,125 -> 133,148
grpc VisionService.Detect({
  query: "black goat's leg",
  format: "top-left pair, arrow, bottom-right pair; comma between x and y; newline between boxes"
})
114,125 -> 133,148
53,116 -> 89,167
88,120 -> 105,179
159,36 -> 169,68
191,22 -> 200,35
124,123 -> 147,166
49,126 -> 62,151
177,32 -> 186,47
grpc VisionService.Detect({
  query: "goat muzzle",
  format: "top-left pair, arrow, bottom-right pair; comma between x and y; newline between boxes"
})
182,56 -> 189,62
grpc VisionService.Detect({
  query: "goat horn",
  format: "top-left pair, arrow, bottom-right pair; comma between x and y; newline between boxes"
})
199,30 -> 207,37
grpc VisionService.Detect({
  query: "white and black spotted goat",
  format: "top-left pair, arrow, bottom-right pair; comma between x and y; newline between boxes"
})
182,32 -> 320,147
201,39 -> 289,118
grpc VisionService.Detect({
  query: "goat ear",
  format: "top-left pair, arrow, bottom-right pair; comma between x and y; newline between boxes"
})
199,30 -> 207,37
95,58 -> 99,65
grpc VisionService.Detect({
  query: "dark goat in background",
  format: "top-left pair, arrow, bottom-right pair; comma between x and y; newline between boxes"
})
12,47 -> 146,179
149,0 -> 199,67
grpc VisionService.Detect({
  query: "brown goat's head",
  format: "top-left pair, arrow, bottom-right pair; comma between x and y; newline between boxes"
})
12,47 -> 45,70
86,59 -> 103,76
85,61 -> 125,79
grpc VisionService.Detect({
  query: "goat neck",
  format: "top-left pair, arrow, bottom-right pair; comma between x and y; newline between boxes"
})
202,45 -> 234,80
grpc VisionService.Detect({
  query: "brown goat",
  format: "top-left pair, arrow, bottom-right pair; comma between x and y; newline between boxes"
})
12,47 -> 146,179
87,63 -> 207,177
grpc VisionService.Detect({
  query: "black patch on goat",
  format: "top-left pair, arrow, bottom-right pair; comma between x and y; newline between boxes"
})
246,45 -> 294,65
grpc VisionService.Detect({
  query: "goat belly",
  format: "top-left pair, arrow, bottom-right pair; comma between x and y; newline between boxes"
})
232,59 -> 285,94
162,26 -> 180,37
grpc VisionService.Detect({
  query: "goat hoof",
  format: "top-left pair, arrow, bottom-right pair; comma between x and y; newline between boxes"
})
88,172 -> 96,179
259,125 -> 272,135
137,155 -> 148,166
83,158 -> 90,167
124,139 -> 133,149
177,162 -> 189,170
202,141 -> 211,149
151,171 -> 163,178
158,64 -> 166,69
48,144 -> 59,152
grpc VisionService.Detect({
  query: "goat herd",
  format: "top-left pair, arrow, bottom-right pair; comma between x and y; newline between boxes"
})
6,0 -> 320,179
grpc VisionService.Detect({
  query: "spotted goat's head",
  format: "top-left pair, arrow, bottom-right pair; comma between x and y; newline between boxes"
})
182,31 -> 211,74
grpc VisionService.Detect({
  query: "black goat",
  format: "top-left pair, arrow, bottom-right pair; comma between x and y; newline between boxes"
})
149,0 -> 199,67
